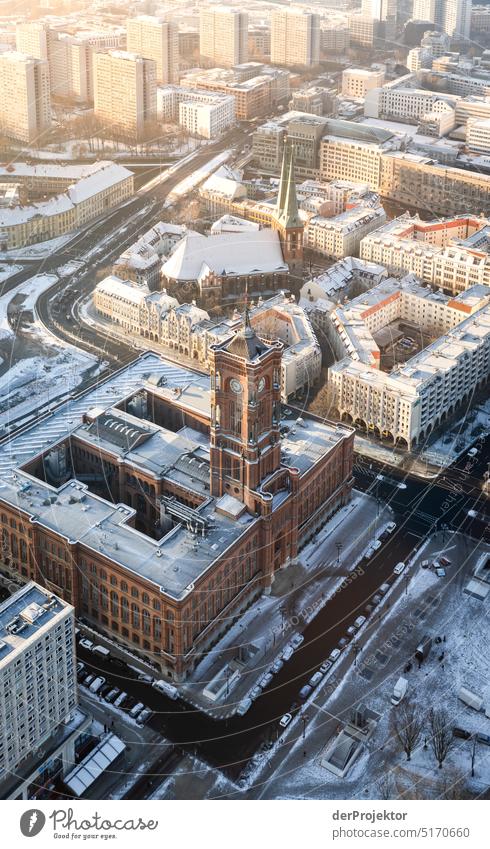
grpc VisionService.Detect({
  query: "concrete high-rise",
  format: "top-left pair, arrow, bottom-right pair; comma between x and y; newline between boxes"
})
0,52 -> 51,143
0,583 -> 77,792
200,6 -> 248,68
412,0 -> 472,39
271,9 -> 320,68
127,15 -> 179,84
94,50 -> 156,141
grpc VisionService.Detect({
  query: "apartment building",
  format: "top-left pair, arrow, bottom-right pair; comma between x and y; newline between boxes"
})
305,204 -> 386,260
200,6 -> 248,68
126,15 -> 178,84
157,85 -> 235,137
342,68 -> 385,100
0,583 -> 81,799
328,279 -> 490,449
180,67 -> 278,120
360,214 -> 490,294
364,86 -> 458,124
0,52 -> 50,143
466,117 -> 490,154
320,24 -> 350,55
271,8 -> 320,68
94,50 -> 156,141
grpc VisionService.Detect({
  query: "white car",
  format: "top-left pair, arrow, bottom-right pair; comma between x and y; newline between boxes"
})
329,648 -> 341,663
468,447 -> 478,457
354,615 -> 366,629
371,540 -> 382,552
79,638 -> 94,651
129,702 -> 145,719
272,658 -> 284,674
250,685 -> 262,700
308,671 -> 323,688
394,562 -> 406,575
279,713 -> 292,728
89,676 -> 106,694
364,545 -> 374,560
290,634 -> 304,650
260,672 -> 273,689
136,708 -> 153,726
386,522 -> 396,533
282,645 -> 294,661
114,692 -> 128,708
346,625 -> 357,637
237,698 -> 252,716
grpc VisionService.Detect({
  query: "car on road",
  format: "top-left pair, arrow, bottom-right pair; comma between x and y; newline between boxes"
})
319,660 -> 332,675
260,672 -> 273,689
299,684 -> 313,700
136,708 -> 153,726
397,483 -> 407,490
129,702 -> 145,719
137,673 -> 154,685
92,645 -> 111,659
282,645 -> 294,661
89,676 -> 106,694
279,713 -> 292,728
237,698 -> 252,716
79,638 -> 94,651
152,679 -> 179,700
394,562 -> 406,575
308,671 -> 324,688
354,616 -> 366,629
290,634 -> 305,650
329,648 -> 341,663
386,522 -> 396,534
250,685 -> 262,700
272,658 -> 284,673
468,447 -> 478,457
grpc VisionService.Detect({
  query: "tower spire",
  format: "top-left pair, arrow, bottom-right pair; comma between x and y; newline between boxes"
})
275,142 -> 301,230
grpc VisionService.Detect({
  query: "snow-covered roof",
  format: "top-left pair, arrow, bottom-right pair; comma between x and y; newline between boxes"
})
162,229 -> 287,282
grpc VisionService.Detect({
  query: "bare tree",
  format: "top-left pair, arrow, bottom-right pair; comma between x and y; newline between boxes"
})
392,701 -> 424,762
377,774 -> 395,800
428,708 -> 454,769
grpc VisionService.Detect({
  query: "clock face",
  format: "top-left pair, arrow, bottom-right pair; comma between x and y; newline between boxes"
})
230,378 -> 242,394
258,377 -> 266,393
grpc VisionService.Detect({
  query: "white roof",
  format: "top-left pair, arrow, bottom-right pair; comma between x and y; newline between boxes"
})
64,734 -> 126,796
162,229 -> 287,281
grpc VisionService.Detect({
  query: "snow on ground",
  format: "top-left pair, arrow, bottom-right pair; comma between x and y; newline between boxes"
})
0,233 -> 72,261
0,273 -> 58,338
164,149 -> 233,206
0,263 -> 22,283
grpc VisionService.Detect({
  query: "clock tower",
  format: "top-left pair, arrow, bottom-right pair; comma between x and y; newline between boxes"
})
209,313 -> 283,511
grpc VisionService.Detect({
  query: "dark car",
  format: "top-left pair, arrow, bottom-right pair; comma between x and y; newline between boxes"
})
453,726 -> 472,740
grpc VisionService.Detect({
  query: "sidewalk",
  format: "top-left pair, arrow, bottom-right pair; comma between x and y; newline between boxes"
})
180,490 -> 393,718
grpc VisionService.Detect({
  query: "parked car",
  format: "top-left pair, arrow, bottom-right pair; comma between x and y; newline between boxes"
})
354,616 -> 366,629
338,637 -> 349,650
364,604 -> 375,616
290,634 -> 304,650
129,702 -> 145,719
468,447 -> 478,457
279,713 -> 292,728
477,732 -> 490,746
346,625 -> 357,637
136,708 -> 153,726
299,684 -> 312,700
282,645 -> 294,661
272,658 -> 284,674
237,698 -> 252,716
82,674 -> 95,688
386,522 -> 396,534
379,583 -> 390,595
364,545 -> 374,560
89,676 -> 106,694
371,540 -> 382,552
329,648 -> 341,663
421,559 -> 430,569
104,688 -> 120,704
371,594 -> 382,606
308,671 -> 324,688
152,679 -> 179,700
436,567 -> 446,577
114,692 -> 128,708
319,660 -> 332,675
79,638 -> 94,651
260,672 -> 273,689
453,726 -> 472,740
76,662 -> 85,675
123,696 -> 138,712
250,685 -> 262,700
99,684 -> 112,700
439,556 -> 451,567
390,676 -> 408,706
394,562 -> 406,575
137,673 -> 154,685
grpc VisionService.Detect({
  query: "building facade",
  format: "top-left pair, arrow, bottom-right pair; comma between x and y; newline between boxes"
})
200,7 -> 248,68
0,52 -> 50,143
270,9 -> 320,68
94,50 -> 156,141
127,15 -> 179,85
